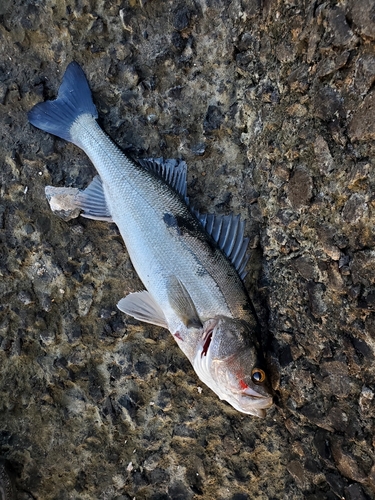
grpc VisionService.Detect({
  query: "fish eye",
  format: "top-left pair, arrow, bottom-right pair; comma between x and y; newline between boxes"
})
251,368 -> 266,383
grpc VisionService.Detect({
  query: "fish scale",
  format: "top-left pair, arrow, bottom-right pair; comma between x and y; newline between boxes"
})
71,115 -> 242,325
28,61 -> 273,416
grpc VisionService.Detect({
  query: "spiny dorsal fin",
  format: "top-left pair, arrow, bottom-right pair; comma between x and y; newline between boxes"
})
137,157 -> 189,203
193,211 -> 250,280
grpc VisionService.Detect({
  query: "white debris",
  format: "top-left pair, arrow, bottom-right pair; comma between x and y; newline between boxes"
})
45,185 -> 81,221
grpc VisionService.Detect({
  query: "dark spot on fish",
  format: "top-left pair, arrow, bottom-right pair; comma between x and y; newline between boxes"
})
175,215 -> 199,235
196,266 -> 208,277
164,211 -> 219,260
163,213 -> 181,235
163,213 -> 202,239
163,213 -> 177,227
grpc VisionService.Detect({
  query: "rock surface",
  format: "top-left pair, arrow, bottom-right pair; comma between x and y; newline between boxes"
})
1,0 -> 375,499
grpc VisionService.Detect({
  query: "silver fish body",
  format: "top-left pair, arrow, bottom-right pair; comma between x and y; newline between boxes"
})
28,62 -> 273,416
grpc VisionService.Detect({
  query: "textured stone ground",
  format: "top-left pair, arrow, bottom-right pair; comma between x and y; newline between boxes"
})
1,0 -> 375,498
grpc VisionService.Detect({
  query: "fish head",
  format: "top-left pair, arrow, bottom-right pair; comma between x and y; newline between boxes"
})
192,316 -> 273,417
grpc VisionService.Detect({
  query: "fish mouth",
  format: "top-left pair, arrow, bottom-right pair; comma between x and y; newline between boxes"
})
238,386 -> 273,416
243,386 -> 271,400
241,392 -> 273,407
234,392 -> 273,417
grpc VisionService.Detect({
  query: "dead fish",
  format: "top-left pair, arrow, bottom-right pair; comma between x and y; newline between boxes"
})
28,62 -> 273,417
0,459 -> 15,500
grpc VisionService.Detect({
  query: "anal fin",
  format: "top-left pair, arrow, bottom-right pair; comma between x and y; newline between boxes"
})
117,291 -> 168,329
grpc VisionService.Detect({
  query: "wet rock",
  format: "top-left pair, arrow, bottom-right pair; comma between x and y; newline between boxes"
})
316,224 -> 341,261
313,430 -> 332,466
287,165 -> 313,209
326,262 -> 345,293
353,55 -> 375,96
236,32 -> 259,53
325,6 -> 357,48
344,483 -> 368,500
293,256 -> 318,281
76,285 -> 94,317
325,472 -> 347,499
351,250 -> 375,287
342,194 -> 368,224
0,459 -> 15,500
359,386 -> 374,416
318,359 -> 354,398
276,42 -> 296,64
287,65 -> 310,93
313,136 -> 334,174
311,86 -> 344,121
348,163 -> 370,190
330,438 -> 368,484
301,407 -> 333,433
348,90 -> 375,141
316,51 -> 350,79
306,281 -> 327,317
347,0 -> 375,40
325,405 -> 360,437
203,105 -> 224,132
287,460 -> 308,489
191,143 -> 206,156
231,494 -> 250,500
17,291 -> 33,305
173,5 -> 193,31
168,481 -> 193,500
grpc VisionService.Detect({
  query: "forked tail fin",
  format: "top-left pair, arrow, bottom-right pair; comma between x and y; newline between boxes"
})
28,62 -> 98,145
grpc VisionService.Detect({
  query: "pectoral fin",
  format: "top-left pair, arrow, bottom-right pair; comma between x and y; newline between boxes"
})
167,277 -> 202,329
75,175 -> 113,222
117,291 -> 168,329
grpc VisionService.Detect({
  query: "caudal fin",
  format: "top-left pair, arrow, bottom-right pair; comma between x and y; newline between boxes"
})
28,62 -> 98,144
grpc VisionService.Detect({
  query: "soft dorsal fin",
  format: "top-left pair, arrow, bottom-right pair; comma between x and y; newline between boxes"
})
117,291 -> 168,329
194,211 -> 250,280
137,157 -> 189,203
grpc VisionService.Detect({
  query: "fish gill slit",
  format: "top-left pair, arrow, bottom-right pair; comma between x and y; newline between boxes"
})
201,329 -> 213,358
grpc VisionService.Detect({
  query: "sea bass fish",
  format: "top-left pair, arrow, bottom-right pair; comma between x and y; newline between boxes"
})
28,62 -> 273,417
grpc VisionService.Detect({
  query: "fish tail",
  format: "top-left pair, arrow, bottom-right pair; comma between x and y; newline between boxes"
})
28,62 -> 98,145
